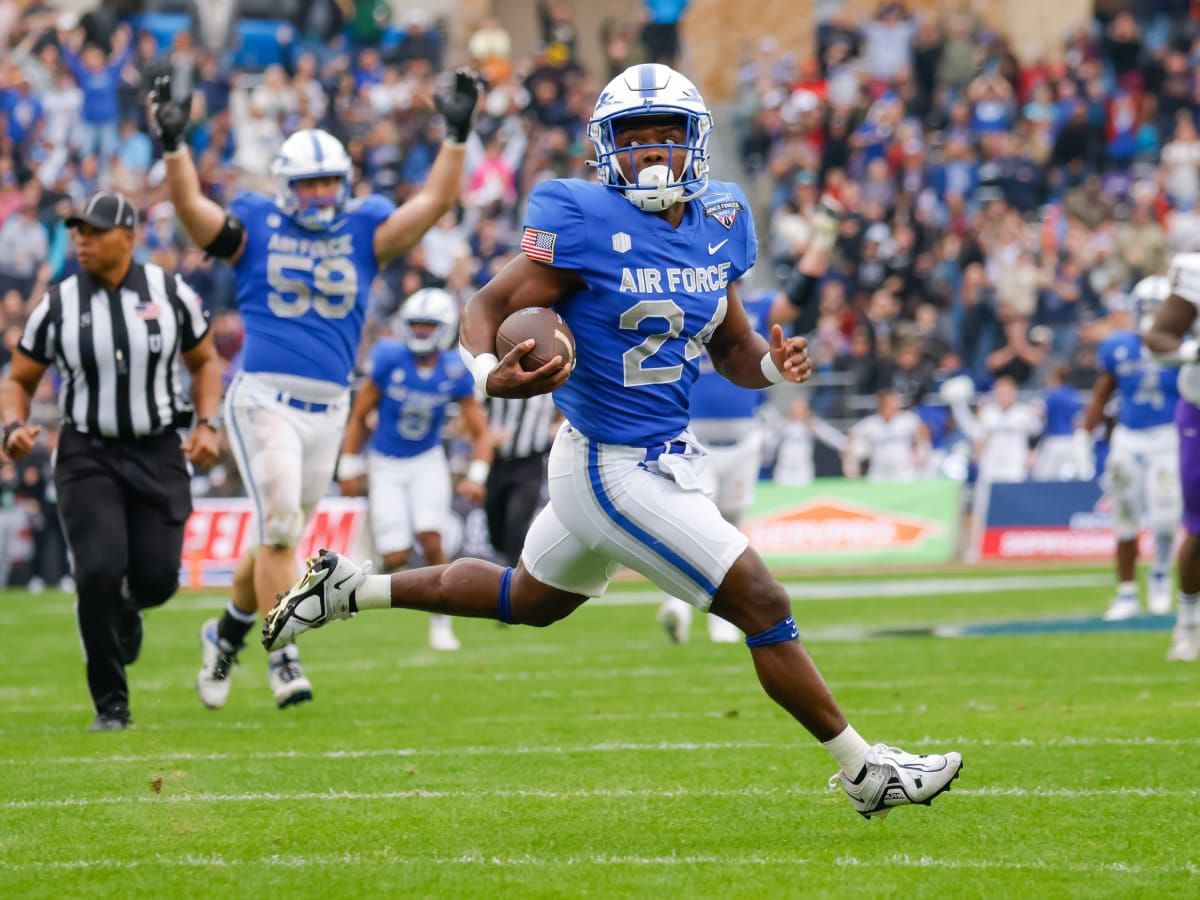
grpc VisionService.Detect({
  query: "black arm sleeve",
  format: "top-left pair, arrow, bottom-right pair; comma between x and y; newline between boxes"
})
782,270 -> 821,335
202,213 -> 245,260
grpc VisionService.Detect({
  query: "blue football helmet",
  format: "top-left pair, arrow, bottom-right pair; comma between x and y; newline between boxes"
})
270,129 -> 352,230
587,64 -> 713,212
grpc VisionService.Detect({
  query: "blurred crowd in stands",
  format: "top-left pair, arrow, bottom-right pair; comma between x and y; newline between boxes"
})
0,0 -> 1197,581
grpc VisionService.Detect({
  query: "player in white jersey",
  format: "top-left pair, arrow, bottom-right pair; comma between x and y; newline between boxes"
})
1081,279 -> 1180,620
337,289 -> 492,651
262,64 -> 962,820
1144,254 -> 1200,660
950,376 -> 1041,483
151,71 -> 481,707
842,389 -> 930,481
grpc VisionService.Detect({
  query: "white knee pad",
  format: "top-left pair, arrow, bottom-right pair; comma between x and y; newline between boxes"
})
262,509 -> 306,548
1103,454 -> 1142,541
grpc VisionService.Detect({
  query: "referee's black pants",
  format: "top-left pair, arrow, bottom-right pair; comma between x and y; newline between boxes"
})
55,427 -> 192,716
484,454 -> 547,568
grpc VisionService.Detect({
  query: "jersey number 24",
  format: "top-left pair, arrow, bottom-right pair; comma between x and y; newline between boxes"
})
620,297 -> 726,387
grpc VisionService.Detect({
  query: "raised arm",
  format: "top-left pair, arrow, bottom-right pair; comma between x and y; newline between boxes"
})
373,72 -> 482,265
151,76 -> 245,263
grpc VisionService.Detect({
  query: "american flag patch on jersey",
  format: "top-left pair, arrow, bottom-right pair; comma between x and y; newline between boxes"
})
520,227 -> 557,264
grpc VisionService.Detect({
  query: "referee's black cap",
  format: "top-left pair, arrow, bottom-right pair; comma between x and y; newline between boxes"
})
66,191 -> 138,231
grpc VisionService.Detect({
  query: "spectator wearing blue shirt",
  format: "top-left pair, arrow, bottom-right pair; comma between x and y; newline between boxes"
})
2,75 -> 44,150
641,0 -> 689,66
60,25 -> 133,170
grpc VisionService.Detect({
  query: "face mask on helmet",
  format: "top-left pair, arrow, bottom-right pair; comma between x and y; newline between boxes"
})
271,129 -> 353,231
588,64 -> 713,213
397,288 -> 458,354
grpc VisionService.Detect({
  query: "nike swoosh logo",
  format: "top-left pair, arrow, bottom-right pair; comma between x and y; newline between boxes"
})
329,220 -> 348,232
707,239 -> 729,255
334,573 -> 356,591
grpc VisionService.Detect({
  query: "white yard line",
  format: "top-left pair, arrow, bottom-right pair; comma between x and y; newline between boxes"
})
0,573 -> 1112,623
5,784 -> 1200,811
1,852 -> 1190,874
5,735 -> 1200,769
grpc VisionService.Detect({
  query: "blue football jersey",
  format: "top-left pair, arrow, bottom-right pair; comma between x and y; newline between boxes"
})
1098,330 -> 1179,430
1042,385 -> 1079,436
689,291 -> 773,421
522,178 -> 758,445
231,192 -> 394,386
368,341 -> 474,458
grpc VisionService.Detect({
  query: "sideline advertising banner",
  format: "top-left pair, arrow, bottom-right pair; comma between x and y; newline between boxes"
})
742,479 -> 961,566
181,498 -> 369,588
974,479 -> 1138,561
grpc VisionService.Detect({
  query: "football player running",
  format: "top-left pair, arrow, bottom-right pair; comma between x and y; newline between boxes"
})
1143,257 -> 1200,661
150,70 -> 481,708
1079,278 -> 1180,621
263,64 -> 962,818
337,288 -> 492,652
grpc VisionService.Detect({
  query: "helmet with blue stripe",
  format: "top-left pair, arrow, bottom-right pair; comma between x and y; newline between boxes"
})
270,129 -> 352,231
587,64 -> 713,213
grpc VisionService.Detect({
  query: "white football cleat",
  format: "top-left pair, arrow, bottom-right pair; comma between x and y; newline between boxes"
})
1166,624 -> 1199,661
657,597 -> 693,644
262,550 -> 370,650
196,618 -> 239,710
428,614 -> 461,651
830,743 -> 963,820
1148,574 -> 1173,616
1102,595 -> 1141,622
267,644 -> 313,707
707,613 -> 742,644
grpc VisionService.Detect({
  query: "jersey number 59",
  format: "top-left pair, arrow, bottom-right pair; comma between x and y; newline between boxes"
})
267,253 -> 358,319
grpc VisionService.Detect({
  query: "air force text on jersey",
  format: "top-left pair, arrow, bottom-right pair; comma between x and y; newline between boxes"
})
618,262 -> 734,296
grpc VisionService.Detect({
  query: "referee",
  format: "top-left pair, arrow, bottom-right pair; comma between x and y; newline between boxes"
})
0,191 -> 222,732
483,394 -> 557,567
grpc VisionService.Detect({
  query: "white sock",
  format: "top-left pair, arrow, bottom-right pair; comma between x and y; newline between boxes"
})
1154,532 -> 1174,573
1118,581 -> 1137,600
357,574 -> 393,610
822,724 -> 870,779
1180,592 -> 1200,626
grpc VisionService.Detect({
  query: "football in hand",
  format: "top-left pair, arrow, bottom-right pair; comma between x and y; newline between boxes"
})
496,307 -> 576,373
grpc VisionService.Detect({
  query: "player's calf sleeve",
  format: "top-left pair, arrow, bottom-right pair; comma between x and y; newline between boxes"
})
497,567 -> 514,624
745,615 -> 799,648
1154,530 -> 1174,571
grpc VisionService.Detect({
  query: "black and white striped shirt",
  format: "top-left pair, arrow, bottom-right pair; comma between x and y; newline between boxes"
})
488,394 -> 557,461
18,264 -> 209,440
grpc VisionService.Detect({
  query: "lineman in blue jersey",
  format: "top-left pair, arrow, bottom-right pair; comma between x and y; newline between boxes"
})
264,64 -> 963,819
337,289 -> 491,652
657,289 -> 773,645
150,71 -> 481,708
1081,278 -> 1181,620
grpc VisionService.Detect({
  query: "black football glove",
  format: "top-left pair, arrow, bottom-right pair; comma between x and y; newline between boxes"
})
434,69 -> 483,144
149,74 -> 192,152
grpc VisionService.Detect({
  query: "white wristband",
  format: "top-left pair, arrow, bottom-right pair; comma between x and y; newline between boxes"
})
760,351 -> 785,385
459,343 -> 499,397
1180,338 -> 1200,363
338,453 -> 366,481
467,459 -> 491,485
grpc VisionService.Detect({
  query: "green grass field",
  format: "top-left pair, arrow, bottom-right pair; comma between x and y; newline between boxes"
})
1,566 -> 1197,898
